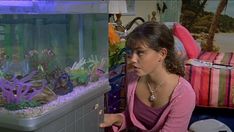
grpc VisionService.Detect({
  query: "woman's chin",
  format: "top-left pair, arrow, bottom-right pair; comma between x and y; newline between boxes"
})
134,70 -> 145,76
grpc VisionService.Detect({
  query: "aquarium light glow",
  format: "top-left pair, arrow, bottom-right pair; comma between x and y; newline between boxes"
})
0,1 -> 34,7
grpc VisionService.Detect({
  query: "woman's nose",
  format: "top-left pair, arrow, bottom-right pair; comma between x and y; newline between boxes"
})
128,53 -> 138,63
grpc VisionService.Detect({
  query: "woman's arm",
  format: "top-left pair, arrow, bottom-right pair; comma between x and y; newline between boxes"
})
100,113 -> 123,127
102,71 -> 136,131
100,110 -> 132,132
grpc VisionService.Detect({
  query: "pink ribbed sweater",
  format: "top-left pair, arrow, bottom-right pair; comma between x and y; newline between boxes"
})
113,72 -> 195,132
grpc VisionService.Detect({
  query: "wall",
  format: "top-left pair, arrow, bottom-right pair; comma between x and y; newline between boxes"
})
121,1 -> 158,26
121,0 -> 182,31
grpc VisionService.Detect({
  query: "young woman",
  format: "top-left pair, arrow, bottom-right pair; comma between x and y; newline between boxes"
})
100,22 -> 195,132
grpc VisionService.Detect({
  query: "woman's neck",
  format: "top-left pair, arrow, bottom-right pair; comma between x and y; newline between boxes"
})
146,69 -> 171,85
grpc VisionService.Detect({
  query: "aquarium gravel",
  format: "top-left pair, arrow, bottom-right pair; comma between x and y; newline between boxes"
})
0,78 -> 108,118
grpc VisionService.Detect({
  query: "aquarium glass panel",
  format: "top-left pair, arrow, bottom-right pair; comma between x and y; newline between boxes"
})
0,0 -> 108,100
0,14 -> 108,74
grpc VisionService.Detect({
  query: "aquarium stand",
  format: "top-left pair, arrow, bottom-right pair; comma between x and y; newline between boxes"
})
0,82 -> 110,132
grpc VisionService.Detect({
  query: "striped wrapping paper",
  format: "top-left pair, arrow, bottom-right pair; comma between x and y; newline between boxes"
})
185,52 -> 234,108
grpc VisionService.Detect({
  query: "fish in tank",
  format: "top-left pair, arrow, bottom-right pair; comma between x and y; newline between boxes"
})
0,0 -> 108,117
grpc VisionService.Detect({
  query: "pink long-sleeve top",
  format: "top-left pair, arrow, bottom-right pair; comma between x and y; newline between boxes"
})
113,72 -> 196,132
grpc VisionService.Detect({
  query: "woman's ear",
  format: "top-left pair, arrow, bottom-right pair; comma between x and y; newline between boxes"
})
159,48 -> 167,60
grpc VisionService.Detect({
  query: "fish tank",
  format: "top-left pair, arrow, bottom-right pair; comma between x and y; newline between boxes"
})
0,0 -> 109,131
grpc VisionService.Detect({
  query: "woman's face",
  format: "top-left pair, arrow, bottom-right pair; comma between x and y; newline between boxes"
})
127,44 -> 164,76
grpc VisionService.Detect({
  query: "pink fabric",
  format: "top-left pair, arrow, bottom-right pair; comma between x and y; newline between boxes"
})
113,72 -> 196,132
210,68 -> 219,107
173,23 -> 200,59
185,52 -> 234,108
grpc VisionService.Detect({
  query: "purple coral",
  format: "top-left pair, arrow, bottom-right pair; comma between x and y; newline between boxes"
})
0,71 -> 46,104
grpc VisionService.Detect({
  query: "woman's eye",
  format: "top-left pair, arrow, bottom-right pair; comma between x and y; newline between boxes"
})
136,51 -> 144,56
127,54 -> 132,58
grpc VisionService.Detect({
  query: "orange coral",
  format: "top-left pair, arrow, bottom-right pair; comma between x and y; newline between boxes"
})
108,23 -> 120,45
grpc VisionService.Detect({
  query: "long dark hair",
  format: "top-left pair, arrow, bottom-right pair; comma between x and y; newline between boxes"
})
126,21 -> 185,76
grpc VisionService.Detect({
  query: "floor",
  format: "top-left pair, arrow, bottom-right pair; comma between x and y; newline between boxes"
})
190,107 -> 234,131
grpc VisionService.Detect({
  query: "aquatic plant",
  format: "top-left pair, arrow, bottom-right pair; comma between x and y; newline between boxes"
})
70,57 -> 86,70
0,71 -> 46,104
0,70 -> 5,79
65,58 -> 89,86
25,50 -> 39,70
86,55 -> 99,71
67,56 -> 107,85
25,49 -> 55,71
4,100 -> 40,111
0,48 -> 7,68
88,57 -> 106,82
70,69 -> 89,86
33,87 -> 57,104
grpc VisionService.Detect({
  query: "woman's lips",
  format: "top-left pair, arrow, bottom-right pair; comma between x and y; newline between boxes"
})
133,66 -> 141,70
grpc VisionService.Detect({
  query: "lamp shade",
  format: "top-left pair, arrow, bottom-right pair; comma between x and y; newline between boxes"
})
108,0 -> 127,14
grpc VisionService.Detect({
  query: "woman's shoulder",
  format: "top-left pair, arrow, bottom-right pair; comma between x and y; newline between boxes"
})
168,77 -> 196,110
172,77 -> 195,99
179,77 -> 194,90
